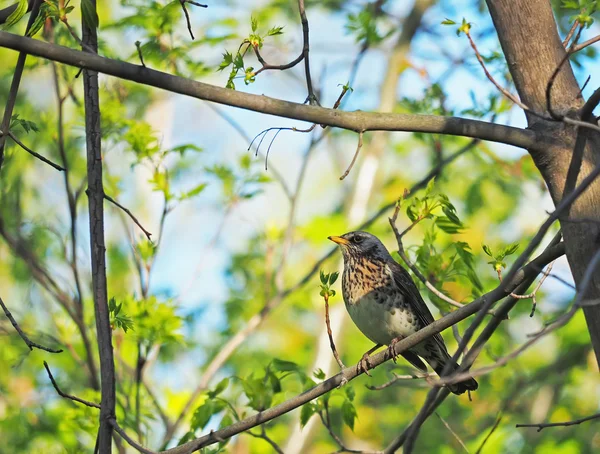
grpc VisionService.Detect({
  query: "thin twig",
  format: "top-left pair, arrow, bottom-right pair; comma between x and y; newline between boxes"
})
435,413 -> 469,453
43,361 -> 100,408
324,294 -> 345,369
502,261 -> 555,317
0,297 -> 63,353
465,29 -> 529,112
366,371 -> 434,391
562,20 -> 579,48
6,131 -> 65,171
135,41 -> 146,67
318,401 -> 381,454
109,419 -> 157,454
104,193 -> 152,240
572,34 -> 600,52
476,413 -> 502,454
339,131 -> 364,180
179,0 -> 196,40
516,412 -> 600,432
246,426 -> 285,454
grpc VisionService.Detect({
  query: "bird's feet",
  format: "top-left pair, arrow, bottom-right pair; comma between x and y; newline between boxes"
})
387,337 -> 402,363
357,351 -> 374,376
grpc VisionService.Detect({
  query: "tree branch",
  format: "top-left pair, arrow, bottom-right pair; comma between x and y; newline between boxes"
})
5,131 -> 65,171
104,193 -> 152,241
516,412 -> 600,431
43,361 -> 101,408
0,31 -> 540,150
81,1 -> 116,451
0,296 -> 63,353
110,419 -> 157,454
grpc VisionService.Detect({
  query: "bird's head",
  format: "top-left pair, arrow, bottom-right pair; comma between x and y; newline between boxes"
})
328,231 -> 391,263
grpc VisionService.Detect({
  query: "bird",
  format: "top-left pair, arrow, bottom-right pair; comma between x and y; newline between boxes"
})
328,230 -> 478,395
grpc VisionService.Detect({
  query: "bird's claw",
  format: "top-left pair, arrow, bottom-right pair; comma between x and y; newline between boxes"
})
357,352 -> 373,376
337,376 -> 348,388
387,337 -> 401,363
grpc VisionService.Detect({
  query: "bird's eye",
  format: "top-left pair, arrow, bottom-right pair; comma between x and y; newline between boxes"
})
352,236 -> 364,244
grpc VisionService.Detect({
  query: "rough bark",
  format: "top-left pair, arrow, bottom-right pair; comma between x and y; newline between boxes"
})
81,1 -> 116,451
487,0 -> 600,366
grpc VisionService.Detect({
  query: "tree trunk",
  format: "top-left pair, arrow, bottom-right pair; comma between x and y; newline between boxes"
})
487,0 -> 600,367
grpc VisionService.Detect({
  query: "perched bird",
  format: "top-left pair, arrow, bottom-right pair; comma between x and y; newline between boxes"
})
329,231 -> 478,395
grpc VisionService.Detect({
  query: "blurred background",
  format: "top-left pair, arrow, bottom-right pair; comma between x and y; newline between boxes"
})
0,0 -> 599,452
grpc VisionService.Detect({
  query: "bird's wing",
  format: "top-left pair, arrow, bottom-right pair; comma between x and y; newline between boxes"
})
388,260 -> 449,354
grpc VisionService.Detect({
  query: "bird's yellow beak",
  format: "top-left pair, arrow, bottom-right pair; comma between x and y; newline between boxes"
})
328,235 -> 350,245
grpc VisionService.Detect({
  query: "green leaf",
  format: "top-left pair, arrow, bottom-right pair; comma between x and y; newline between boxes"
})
27,3 -> 52,37
4,0 -> 28,28
344,385 -> 355,402
208,378 -> 229,398
268,370 -> 282,393
81,0 -> 99,29
251,16 -> 258,32
267,26 -> 284,36
180,183 -> 207,200
482,244 -> 493,257
320,270 -> 328,285
342,400 -> 357,431
300,403 -> 316,427
177,431 -> 195,446
313,368 -> 326,380
218,51 -> 233,71
329,271 -> 339,285
109,297 -> 117,312
191,401 -> 214,430
502,242 -> 519,257
442,206 -> 462,226
441,18 -> 456,25
425,177 -> 436,195
272,358 -> 299,372
435,217 -> 463,234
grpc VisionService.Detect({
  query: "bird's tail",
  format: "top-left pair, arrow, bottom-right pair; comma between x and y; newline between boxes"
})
434,358 -> 478,395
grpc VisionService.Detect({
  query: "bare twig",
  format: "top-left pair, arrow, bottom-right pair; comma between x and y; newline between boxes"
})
562,20 -> 579,47
435,413 -> 469,453
501,261 -> 555,317
0,297 -> 63,353
517,412 -> 600,432
465,29 -> 530,112
572,34 -> 600,52
110,419 -> 157,454
318,400 -> 381,454
5,131 -> 65,171
43,361 -> 100,408
365,371 -> 434,391
323,293 -> 345,369
247,426 -> 285,454
339,131 -> 364,180
178,0 -> 205,40
104,193 -> 152,241
475,413 -> 502,454
135,41 -> 146,67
